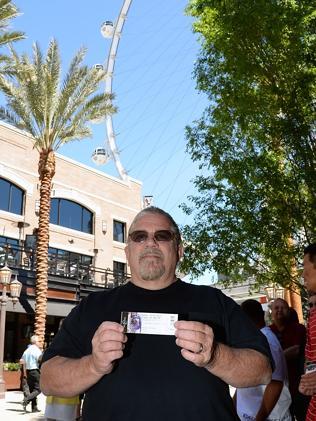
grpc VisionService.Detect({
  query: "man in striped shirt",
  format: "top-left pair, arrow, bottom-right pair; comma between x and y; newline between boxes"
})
299,244 -> 316,421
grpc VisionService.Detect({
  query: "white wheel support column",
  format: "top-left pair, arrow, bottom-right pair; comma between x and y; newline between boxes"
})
104,0 -> 133,181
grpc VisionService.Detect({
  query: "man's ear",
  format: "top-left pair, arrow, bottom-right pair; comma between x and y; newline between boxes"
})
177,243 -> 184,262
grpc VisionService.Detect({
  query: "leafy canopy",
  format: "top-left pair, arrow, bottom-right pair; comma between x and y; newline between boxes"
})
182,0 -> 316,289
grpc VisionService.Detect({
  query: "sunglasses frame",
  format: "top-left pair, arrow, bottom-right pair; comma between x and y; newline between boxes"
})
128,230 -> 175,243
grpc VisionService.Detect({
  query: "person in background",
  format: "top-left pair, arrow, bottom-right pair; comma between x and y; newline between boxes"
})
20,335 -> 42,412
308,293 -> 316,313
44,318 -> 81,421
299,244 -> 316,421
236,299 -> 291,421
19,356 -> 30,399
39,207 -> 272,421
288,307 -> 300,324
45,395 -> 81,421
269,298 -> 308,420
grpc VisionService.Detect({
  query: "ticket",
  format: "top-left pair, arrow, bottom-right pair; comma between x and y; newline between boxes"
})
121,311 -> 178,335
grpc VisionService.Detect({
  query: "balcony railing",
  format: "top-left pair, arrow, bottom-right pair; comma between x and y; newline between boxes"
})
0,243 -> 130,289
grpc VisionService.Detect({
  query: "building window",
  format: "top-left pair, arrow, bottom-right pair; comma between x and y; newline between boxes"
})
113,220 -> 126,243
113,261 -> 126,281
0,236 -> 19,266
48,247 -> 92,279
50,198 -> 93,234
0,177 -> 24,215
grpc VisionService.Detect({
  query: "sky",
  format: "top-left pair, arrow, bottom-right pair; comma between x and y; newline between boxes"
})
10,1 -> 214,284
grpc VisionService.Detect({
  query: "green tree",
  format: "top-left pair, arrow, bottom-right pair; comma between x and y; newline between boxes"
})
0,39 -> 116,346
182,0 -> 316,291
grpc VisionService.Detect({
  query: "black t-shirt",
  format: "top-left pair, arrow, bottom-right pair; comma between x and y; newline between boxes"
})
43,280 -> 271,421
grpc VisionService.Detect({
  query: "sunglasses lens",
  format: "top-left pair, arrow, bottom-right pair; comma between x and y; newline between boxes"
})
154,230 -> 174,242
129,230 -> 174,243
129,231 -> 148,242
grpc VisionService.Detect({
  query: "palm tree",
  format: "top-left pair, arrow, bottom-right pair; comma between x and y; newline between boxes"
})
0,39 -> 116,346
0,0 -> 24,64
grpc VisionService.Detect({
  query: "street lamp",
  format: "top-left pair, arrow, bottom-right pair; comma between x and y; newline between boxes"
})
0,265 -> 22,399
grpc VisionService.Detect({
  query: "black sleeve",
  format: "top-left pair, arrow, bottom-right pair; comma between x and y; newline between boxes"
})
42,299 -> 88,363
219,292 -> 274,369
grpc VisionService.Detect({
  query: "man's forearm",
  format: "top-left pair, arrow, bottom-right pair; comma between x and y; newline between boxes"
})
283,345 -> 299,360
255,380 -> 283,421
40,355 -> 104,397
206,344 -> 272,387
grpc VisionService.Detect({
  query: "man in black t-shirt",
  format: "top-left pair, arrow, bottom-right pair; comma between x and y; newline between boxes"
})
40,206 -> 272,420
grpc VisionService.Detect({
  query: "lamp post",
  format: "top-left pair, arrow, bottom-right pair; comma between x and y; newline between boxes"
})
0,265 -> 22,399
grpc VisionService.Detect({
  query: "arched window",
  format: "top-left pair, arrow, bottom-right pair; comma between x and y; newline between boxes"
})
0,177 -> 24,215
50,198 -> 93,234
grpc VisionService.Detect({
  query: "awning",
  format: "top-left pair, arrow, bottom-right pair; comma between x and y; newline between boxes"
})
6,297 -> 76,317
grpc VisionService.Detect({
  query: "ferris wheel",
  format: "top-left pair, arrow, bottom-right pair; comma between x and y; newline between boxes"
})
91,0 -> 133,181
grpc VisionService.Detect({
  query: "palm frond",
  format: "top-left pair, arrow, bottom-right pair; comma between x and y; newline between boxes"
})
0,104 -> 19,124
0,105 -> 35,134
0,1 -> 24,75
0,0 -> 20,24
0,37 -> 116,151
0,31 -> 24,45
8,46 -> 44,135
0,1 -> 24,47
53,46 -> 89,130
55,126 -> 92,149
0,70 -> 39,137
43,39 -> 61,148
54,65 -> 106,130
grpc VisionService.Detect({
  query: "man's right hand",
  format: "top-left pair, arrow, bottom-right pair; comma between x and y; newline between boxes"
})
41,322 -> 128,397
89,321 -> 127,376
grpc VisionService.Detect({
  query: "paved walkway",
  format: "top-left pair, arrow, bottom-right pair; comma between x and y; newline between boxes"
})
0,390 -> 46,420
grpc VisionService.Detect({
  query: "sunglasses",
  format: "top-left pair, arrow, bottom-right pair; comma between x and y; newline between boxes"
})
308,302 -> 316,308
129,230 -> 175,243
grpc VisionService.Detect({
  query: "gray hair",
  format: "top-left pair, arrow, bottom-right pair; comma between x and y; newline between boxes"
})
129,206 -> 182,247
30,335 -> 38,344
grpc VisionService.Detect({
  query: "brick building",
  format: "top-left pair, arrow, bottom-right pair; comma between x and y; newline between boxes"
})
0,121 -> 142,360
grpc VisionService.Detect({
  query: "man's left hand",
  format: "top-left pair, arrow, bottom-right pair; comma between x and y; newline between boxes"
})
299,370 -> 316,395
174,320 -> 216,368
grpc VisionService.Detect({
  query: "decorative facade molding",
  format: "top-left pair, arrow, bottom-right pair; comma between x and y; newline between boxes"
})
0,163 -> 33,196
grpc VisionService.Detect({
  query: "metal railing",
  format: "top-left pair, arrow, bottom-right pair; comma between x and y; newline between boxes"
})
0,243 -> 130,289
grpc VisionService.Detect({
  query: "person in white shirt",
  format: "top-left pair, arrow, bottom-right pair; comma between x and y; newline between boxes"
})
236,299 -> 292,421
20,335 -> 42,413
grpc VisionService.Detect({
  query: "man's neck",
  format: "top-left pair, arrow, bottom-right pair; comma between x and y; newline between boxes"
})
273,320 -> 286,331
131,277 -> 177,290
